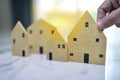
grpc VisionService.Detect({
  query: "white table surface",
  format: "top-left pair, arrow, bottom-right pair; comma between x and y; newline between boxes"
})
0,52 -> 105,80
0,25 -> 120,80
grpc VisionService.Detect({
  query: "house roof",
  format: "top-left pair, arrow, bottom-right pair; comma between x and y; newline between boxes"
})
68,10 -> 106,39
76,10 -> 96,27
12,21 -> 27,35
27,19 -> 56,30
27,19 -> 67,42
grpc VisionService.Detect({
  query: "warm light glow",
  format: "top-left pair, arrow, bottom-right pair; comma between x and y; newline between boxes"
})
32,0 -> 105,41
78,0 -> 104,11
40,0 -> 55,12
46,10 -> 82,41
58,0 -> 78,13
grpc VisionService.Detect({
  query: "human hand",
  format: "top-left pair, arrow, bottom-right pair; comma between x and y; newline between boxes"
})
97,0 -> 120,29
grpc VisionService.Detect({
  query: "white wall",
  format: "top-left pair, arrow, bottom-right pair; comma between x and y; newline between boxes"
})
0,0 -> 12,45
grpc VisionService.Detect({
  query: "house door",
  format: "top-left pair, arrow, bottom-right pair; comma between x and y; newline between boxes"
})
22,50 -> 25,57
39,47 -> 43,54
84,53 -> 89,63
49,52 -> 52,60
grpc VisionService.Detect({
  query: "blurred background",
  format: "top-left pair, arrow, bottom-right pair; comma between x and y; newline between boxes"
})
0,0 -> 32,51
0,0 -> 104,46
0,0 -> 120,80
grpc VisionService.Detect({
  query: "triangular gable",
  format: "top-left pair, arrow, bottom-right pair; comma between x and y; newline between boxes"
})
68,11 -> 105,38
27,19 -> 66,42
12,21 -> 27,35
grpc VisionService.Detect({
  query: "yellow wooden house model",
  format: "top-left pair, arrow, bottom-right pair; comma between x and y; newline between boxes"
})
27,19 -> 67,61
11,21 -> 29,57
46,28 -> 68,62
11,11 -> 106,65
68,11 -> 106,65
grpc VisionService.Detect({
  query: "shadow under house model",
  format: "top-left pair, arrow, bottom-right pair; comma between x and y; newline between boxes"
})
11,11 -> 106,65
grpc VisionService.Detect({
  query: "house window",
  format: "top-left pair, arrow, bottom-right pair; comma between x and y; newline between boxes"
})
70,53 -> 74,56
22,33 -> 25,38
62,44 -> 65,49
51,30 -> 54,34
29,45 -> 32,49
85,22 -> 89,27
96,38 -> 100,42
58,44 -> 61,48
40,30 -> 43,34
99,54 -> 103,58
13,39 -> 16,44
29,30 -> 32,34
73,38 -> 77,41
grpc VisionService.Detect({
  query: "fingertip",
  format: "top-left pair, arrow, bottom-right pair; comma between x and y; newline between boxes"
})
97,27 -> 104,33
97,20 -> 105,29
97,21 -> 104,32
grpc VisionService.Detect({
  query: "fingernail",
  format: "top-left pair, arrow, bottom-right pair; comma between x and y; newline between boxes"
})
97,21 -> 104,32
97,20 -> 104,28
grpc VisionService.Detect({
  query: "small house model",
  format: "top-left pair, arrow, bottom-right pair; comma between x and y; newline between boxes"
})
68,11 -> 106,65
46,28 -> 68,62
11,21 -> 28,57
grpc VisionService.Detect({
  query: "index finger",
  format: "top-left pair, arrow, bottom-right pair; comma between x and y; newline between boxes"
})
97,0 -> 112,21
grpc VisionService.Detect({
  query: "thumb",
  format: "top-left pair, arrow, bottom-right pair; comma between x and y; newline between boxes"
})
97,7 -> 120,29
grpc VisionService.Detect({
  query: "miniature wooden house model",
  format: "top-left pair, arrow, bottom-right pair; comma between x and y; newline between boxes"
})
68,11 -> 106,65
46,28 -> 68,62
27,19 -> 68,61
11,21 -> 28,57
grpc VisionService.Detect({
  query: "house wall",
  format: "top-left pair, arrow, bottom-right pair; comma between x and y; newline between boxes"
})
27,19 -> 56,54
68,34 -> 106,64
